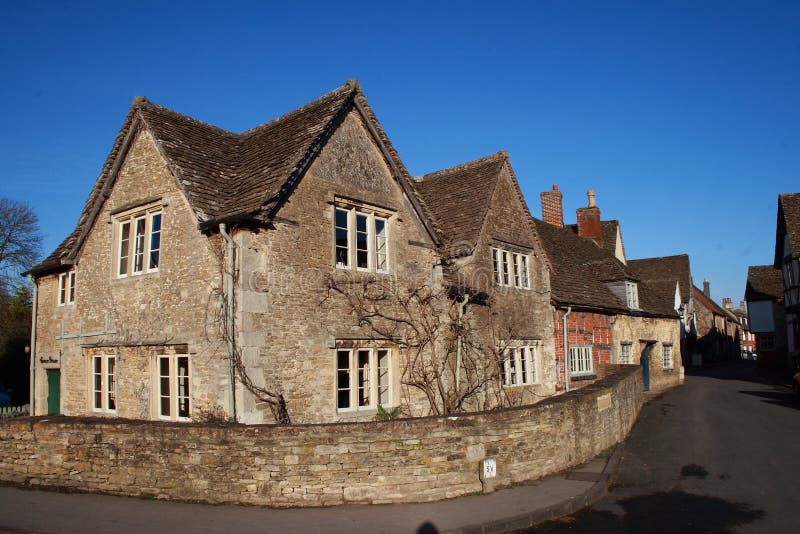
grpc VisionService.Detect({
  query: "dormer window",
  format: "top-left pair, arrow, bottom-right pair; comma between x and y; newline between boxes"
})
492,247 -> 530,289
625,281 -> 639,309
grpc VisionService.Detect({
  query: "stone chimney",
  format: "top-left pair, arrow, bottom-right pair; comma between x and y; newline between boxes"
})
703,278 -> 710,298
540,184 -> 564,227
722,297 -> 733,310
739,300 -> 746,313
576,190 -> 602,246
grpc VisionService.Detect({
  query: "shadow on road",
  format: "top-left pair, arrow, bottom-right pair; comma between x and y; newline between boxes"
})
738,389 -> 800,410
528,490 -> 765,533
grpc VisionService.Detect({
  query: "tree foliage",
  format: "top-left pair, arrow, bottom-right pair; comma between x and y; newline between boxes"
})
0,198 -> 42,295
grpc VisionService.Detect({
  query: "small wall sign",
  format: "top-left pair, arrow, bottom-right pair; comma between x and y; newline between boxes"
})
481,458 -> 497,479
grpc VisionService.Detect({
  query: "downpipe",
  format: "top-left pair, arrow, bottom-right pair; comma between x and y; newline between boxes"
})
562,306 -> 572,392
219,223 -> 237,422
27,274 -> 38,414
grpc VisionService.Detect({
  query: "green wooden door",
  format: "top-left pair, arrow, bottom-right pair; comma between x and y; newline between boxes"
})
46,369 -> 60,415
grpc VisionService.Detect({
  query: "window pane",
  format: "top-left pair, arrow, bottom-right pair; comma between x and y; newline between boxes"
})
68,272 -> 75,303
356,214 -> 368,269
149,213 -> 161,270
521,256 -> 530,288
357,349 -> 370,407
377,349 -> 390,405
133,217 -> 146,273
336,350 -> 351,409
119,222 -> 130,276
59,274 -> 66,305
335,209 -> 349,267
502,251 -> 510,285
375,218 -> 387,271
520,347 -> 528,383
177,356 -> 190,418
107,357 -> 116,410
492,249 -> 501,284
93,357 -> 102,409
159,357 -> 170,417
513,254 -> 521,287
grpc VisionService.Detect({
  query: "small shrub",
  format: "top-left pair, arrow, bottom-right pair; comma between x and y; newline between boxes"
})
375,404 -> 402,421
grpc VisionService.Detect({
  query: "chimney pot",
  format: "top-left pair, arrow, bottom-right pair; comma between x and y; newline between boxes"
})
588,190 -> 596,207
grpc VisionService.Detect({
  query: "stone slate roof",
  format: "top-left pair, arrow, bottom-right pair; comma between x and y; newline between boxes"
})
411,151 -> 523,254
627,254 -> 692,304
775,193 -> 800,265
745,265 -> 784,302
30,81 -> 432,276
533,219 -> 676,317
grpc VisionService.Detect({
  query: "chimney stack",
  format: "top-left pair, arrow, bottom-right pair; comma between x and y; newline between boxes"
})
739,300 -> 746,313
703,278 -> 710,298
723,297 -> 733,310
540,184 -> 564,227
576,190 -> 602,246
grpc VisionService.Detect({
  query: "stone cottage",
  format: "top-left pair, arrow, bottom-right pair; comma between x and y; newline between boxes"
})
25,81 -> 558,424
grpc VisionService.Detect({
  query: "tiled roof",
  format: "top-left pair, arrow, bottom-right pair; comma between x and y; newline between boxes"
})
627,254 -> 692,304
745,265 -> 784,302
29,81 -> 431,276
534,218 -> 676,317
776,193 -> 800,265
411,152 -> 507,252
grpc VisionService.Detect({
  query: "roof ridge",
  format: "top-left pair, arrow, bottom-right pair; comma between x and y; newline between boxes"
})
419,151 -> 506,181
134,97 -> 238,137
240,82 -> 357,137
629,253 -> 689,262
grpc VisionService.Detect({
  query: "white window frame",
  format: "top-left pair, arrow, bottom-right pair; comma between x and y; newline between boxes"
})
156,354 -> 191,421
115,206 -> 162,278
502,345 -> 538,386
625,281 -> 639,309
58,270 -> 76,306
569,345 -> 594,377
334,206 -> 390,274
662,344 -> 673,369
619,342 -> 632,364
90,354 -> 117,414
491,247 -> 531,289
336,347 -> 392,413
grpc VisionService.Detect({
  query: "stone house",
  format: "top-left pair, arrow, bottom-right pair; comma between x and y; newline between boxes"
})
534,188 -> 683,392
691,281 -> 740,364
410,152 -> 558,406
773,193 -> 800,370
627,254 -> 697,367
745,265 -> 787,367
25,81 -> 557,424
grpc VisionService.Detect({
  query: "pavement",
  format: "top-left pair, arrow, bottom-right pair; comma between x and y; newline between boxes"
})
0,444 -> 623,534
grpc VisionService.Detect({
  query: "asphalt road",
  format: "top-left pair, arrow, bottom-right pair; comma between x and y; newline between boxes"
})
531,361 -> 800,533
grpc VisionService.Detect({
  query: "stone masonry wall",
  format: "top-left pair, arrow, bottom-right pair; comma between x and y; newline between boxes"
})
0,366 -> 643,507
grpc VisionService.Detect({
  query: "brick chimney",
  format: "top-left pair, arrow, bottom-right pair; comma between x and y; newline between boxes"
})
722,297 -> 733,310
576,190 -> 602,246
703,278 -> 710,298
540,184 -> 564,227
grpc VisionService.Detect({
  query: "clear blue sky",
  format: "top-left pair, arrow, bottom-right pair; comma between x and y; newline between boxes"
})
1,1 -> 798,304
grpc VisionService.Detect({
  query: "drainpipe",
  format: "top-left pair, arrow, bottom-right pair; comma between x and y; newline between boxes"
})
219,223 -> 237,422
455,293 -> 469,393
562,307 -> 572,392
27,275 -> 38,414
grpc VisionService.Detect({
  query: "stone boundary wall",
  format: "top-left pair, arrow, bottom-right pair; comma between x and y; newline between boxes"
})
0,366 -> 644,507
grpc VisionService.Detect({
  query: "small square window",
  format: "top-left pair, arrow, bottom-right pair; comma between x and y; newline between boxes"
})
569,345 -> 594,377
333,206 -> 390,273
115,206 -> 162,278
502,345 -> 537,386
336,347 -> 392,413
